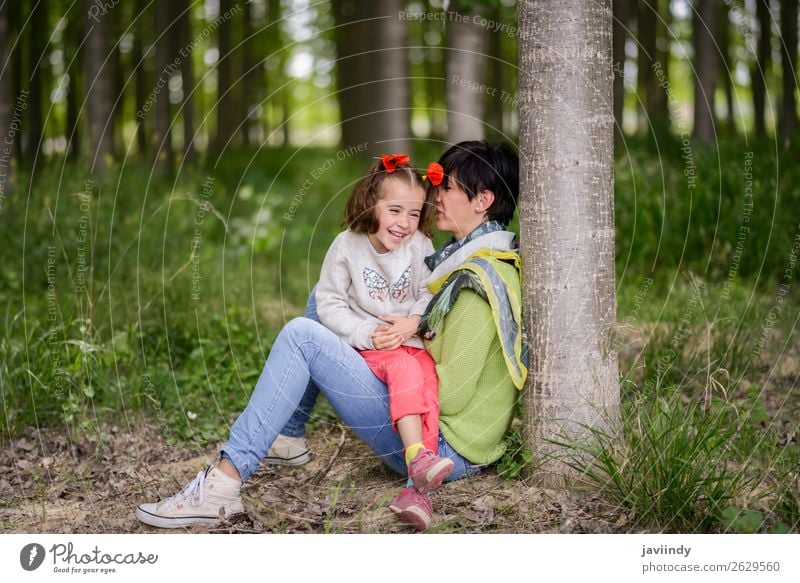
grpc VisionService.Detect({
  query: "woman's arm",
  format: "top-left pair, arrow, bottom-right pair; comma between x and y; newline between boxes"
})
431,289 -> 497,415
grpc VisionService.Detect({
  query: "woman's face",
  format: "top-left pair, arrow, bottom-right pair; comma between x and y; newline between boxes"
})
434,175 -> 484,240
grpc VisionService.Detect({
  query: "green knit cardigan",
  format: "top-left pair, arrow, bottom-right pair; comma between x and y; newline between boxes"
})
424,260 -> 520,465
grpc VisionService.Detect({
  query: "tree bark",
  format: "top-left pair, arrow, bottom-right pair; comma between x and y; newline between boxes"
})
752,0 -> 772,138
693,0 -> 718,143
780,0 -> 798,142
613,0 -> 629,135
176,0 -> 196,161
519,0 -> 620,487
84,0 -> 116,166
333,0 -> 410,155
445,5 -> 488,143
241,0 -> 260,148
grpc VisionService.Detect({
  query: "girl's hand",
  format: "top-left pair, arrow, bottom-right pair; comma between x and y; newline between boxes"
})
369,315 -> 421,350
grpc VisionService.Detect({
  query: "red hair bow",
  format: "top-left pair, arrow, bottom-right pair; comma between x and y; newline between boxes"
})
381,153 -> 410,173
425,162 -> 444,186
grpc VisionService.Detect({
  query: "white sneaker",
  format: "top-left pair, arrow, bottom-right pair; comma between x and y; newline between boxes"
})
265,434 -> 311,466
135,466 -> 244,529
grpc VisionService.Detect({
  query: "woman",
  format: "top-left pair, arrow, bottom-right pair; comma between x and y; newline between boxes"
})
135,141 -> 526,530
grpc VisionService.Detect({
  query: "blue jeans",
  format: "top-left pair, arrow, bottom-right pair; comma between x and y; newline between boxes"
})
220,294 -> 483,482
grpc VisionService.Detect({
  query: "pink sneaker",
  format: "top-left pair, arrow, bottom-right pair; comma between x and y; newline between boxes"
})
407,449 -> 454,494
388,487 -> 432,530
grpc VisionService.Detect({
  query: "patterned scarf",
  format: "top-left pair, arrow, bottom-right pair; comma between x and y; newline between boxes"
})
424,220 -> 507,272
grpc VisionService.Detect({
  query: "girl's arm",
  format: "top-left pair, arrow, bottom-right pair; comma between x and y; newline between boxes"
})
315,235 -> 381,350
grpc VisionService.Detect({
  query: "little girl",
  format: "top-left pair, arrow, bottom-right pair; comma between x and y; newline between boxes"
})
315,154 -> 454,510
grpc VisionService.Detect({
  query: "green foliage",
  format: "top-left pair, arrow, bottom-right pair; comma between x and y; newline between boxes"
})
496,427 -> 533,480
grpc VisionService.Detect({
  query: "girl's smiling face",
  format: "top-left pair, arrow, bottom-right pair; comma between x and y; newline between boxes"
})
368,178 -> 426,253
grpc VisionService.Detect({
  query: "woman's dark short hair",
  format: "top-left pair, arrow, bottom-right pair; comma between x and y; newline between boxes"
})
437,141 -> 519,225
345,158 -> 434,237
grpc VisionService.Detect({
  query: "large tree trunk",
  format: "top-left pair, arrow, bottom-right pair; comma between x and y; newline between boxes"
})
333,0 -> 409,156
780,0 -> 798,143
752,0 -> 772,138
26,0 -> 47,163
84,0 -> 116,166
613,0 -> 629,135
176,0 -> 196,161
445,6 -> 488,143
693,0 -> 718,143
519,0 -> 620,487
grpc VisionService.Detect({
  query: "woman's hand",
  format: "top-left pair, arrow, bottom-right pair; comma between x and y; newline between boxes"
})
369,315 -> 421,350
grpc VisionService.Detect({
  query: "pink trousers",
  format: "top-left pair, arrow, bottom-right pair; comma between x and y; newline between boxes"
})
359,346 -> 440,454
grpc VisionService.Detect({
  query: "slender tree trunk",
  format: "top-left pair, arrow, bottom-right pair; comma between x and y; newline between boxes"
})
66,4 -> 82,160
26,0 -> 47,162
9,1 -> 23,166
519,0 -> 620,487
752,0 -> 772,138
652,0 -> 670,123
133,0 -> 147,155
333,0 -> 409,155
719,3 -> 735,134
241,0 -> 259,148
780,0 -> 798,142
445,6 -> 488,143
486,3 -> 504,139
693,0 -> 718,143
153,0 -> 173,168
0,2 -> 15,212
84,0 -> 116,166
213,0 -> 236,153
613,0 -> 629,134
637,0 -> 657,132
176,0 -> 196,161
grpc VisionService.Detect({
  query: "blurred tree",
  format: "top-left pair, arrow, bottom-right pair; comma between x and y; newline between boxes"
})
84,0 -> 116,165
637,0 -> 657,130
693,0 -> 718,143
613,0 -> 630,134
132,0 -> 148,155
65,0 -> 83,160
486,2 -> 504,139
333,0 -> 409,155
519,0 -> 619,486
780,0 -> 798,142
241,0 -> 262,148
25,0 -> 47,163
445,1 -> 488,143
652,0 -> 670,123
752,0 -> 772,138
213,0 -> 239,153
153,0 -> 174,166
719,2 -> 735,134
176,0 -> 196,161
266,0 -> 289,146
0,2 -> 14,201
421,0 -> 446,140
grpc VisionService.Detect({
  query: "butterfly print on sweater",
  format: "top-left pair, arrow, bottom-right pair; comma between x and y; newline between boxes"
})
362,266 -> 412,302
